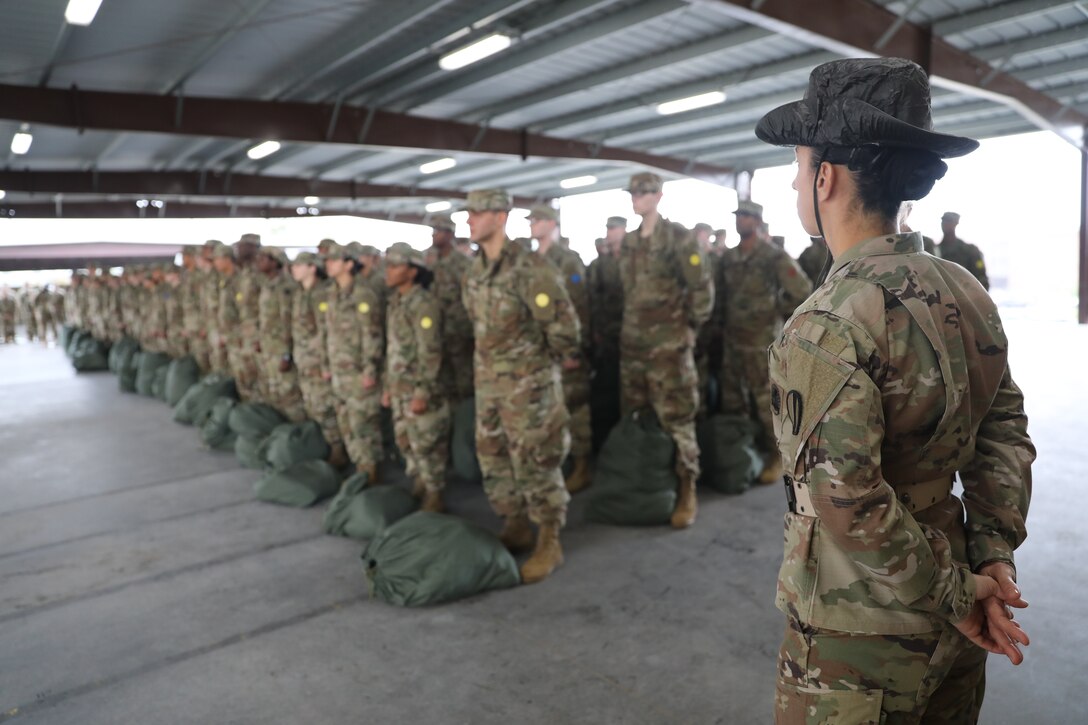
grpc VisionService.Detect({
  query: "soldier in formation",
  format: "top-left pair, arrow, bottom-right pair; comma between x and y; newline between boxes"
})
0,288 -> 16,343
938,211 -> 990,289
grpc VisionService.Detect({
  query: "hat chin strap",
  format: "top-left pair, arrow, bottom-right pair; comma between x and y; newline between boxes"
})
812,148 -> 833,286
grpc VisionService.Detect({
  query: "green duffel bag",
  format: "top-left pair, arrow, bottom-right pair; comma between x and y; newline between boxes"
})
119,349 -> 141,392
60,325 -> 74,352
72,337 -> 109,372
135,351 -> 171,397
106,336 -> 134,374
164,356 -> 201,407
234,434 -> 268,470
172,374 -> 237,426
263,421 -> 330,472
150,362 -> 170,401
450,397 -> 482,483
697,414 -> 763,495
586,409 -> 678,526
66,329 -> 88,358
254,459 -> 340,507
200,396 -> 238,450
323,473 -> 417,541
228,402 -> 285,439
363,512 -> 520,607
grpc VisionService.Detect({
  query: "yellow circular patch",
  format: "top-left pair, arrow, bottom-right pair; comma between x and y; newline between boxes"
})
235,292 -> 243,302
975,260 -> 984,269
534,293 -> 550,308
420,316 -> 433,330
689,253 -> 701,266
219,280 -> 226,288
357,302 -> 370,314
318,302 -> 328,312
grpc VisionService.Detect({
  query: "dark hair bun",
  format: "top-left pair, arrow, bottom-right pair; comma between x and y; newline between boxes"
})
847,145 -> 947,202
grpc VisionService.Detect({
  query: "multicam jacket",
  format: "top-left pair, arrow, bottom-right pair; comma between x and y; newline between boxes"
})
541,243 -> 590,351
290,282 -> 330,376
385,285 -> 443,401
258,273 -> 295,360
326,276 -> 383,389
719,240 -> 812,348
938,237 -> 989,290
619,218 -> 713,355
768,232 -> 1033,635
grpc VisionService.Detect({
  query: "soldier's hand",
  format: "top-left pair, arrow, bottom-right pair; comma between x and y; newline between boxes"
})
381,391 -> 391,408
561,356 -> 581,371
279,358 -> 292,373
954,574 -> 1029,665
410,396 -> 427,415
361,375 -> 377,390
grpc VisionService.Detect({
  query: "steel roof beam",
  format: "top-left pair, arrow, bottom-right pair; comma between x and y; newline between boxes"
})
973,25 -> 1088,63
934,0 -> 1081,37
691,0 -> 1088,141
0,83 -> 734,180
0,200 -> 430,225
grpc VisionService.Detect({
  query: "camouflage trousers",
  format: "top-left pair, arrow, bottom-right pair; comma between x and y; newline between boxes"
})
24,315 -> 38,340
188,334 -> 212,375
390,394 -> 450,493
35,312 -> 57,342
562,364 -> 592,457
441,334 -> 475,402
1,314 -> 15,342
298,369 -> 342,446
775,617 -> 987,724
262,356 -> 307,423
720,342 -> 774,453
228,344 -> 261,402
331,376 -> 383,470
210,335 -> 231,376
476,368 -> 571,526
620,344 -> 700,484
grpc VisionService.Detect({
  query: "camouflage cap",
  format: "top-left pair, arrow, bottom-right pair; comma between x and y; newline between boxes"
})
430,214 -> 456,232
733,200 -> 764,218
942,211 -> 960,222
358,244 -> 381,258
627,172 -> 663,194
385,242 -> 428,269
204,239 -> 223,249
692,222 -> 713,233
293,251 -> 318,265
317,238 -> 336,252
181,244 -> 199,256
260,246 -> 289,265
236,233 -> 262,246
525,205 -> 558,222
325,242 -> 351,261
606,216 -> 627,228
464,188 -> 511,212
212,244 -> 235,259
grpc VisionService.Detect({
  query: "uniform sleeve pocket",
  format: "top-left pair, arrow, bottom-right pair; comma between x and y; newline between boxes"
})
774,682 -> 884,724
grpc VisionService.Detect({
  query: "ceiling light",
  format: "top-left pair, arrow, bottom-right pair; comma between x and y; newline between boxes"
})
439,33 -> 513,71
11,128 -> 32,155
303,195 -> 320,205
425,201 -> 452,213
246,140 -> 281,160
307,207 -> 319,216
559,175 -> 598,189
296,207 -> 308,215
65,0 -> 104,26
450,211 -> 468,224
135,199 -> 149,208
419,157 -> 457,174
0,190 -> 5,201
150,199 -> 164,209
655,91 -> 727,116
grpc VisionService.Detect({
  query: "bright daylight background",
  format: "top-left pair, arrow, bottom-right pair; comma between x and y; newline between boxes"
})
1,131 -> 1082,320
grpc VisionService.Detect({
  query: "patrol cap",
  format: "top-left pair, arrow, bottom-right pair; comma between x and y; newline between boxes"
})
627,172 -> 663,194
385,242 -> 428,269
357,244 -> 381,258
235,233 -> 262,247
525,205 -> 558,222
325,242 -> 351,260
463,189 -> 511,212
212,244 -> 235,259
293,251 -> 318,265
430,214 -> 456,232
181,244 -> 199,256
606,216 -> 627,228
203,239 -> 223,249
942,211 -> 960,223
260,246 -> 289,265
733,200 -> 764,218
692,222 -> 713,233
317,238 -> 336,252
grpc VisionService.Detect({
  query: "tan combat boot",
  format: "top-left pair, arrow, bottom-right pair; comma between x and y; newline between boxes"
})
519,523 -> 564,584
564,455 -> 592,494
499,515 -> 534,553
421,489 -> 445,513
670,477 -> 697,529
326,442 -> 349,469
411,477 -> 426,499
364,464 -> 381,485
758,456 -> 784,485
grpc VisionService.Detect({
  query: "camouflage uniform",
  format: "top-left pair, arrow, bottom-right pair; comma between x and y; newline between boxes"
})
257,248 -> 306,421
144,277 -> 170,354
463,191 -> 580,526
163,273 -> 187,358
796,238 -> 829,286
719,210 -> 812,454
34,289 -> 57,342
233,244 -> 265,401
428,216 -> 475,401
181,247 -> 210,372
0,293 -> 16,342
768,231 -> 1033,723
215,248 -> 249,390
19,290 -> 38,341
203,247 -> 229,374
385,243 -> 450,494
937,238 -> 989,290
290,252 -> 342,448
619,178 -> 714,486
326,244 -> 385,471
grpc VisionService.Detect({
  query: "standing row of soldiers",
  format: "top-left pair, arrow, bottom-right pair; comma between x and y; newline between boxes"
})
0,286 -> 64,344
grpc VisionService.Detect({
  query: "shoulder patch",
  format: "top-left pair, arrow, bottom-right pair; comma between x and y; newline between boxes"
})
357,301 -> 370,314
975,259 -> 984,269
535,292 -> 551,308
570,273 -> 582,284
235,292 -> 243,302
318,301 -> 328,313
420,315 -> 434,330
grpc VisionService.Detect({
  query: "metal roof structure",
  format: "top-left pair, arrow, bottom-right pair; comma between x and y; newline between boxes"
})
0,0 -> 1085,225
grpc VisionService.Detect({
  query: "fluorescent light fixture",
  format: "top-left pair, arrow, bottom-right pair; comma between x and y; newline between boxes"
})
65,0 -> 104,26
246,140 -> 281,160
307,207 -> 320,216
439,33 -> 512,71
559,175 -> 598,189
0,190 -> 5,201
655,91 -> 726,116
135,199 -> 149,208
419,157 -> 457,174
450,210 -> 468,224
425,201 -> 452,213
303,195 -> 320,205
10,130 -> 32,155
150,199 -> 164,209
296,207 -> 308,215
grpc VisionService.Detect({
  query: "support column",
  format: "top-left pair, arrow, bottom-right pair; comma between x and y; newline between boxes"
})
1080,124 -> 1088,324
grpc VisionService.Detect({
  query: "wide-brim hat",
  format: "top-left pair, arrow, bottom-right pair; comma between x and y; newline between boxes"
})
755,58 -> 979,159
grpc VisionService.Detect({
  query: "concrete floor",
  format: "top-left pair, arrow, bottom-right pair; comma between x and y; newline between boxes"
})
0,319 -> 1084,724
